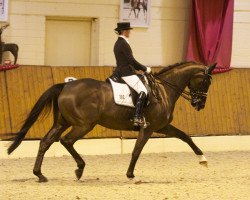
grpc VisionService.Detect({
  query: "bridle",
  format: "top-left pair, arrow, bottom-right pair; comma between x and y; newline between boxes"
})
189,68 -> 212,105
152,67 -> 212,103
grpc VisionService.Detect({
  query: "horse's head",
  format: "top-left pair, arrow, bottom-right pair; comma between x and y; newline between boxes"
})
188,63 -> 216,111
0,23 -> 9,34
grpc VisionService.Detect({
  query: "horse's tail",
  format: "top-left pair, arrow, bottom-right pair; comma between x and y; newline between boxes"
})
7,83 -> 66,155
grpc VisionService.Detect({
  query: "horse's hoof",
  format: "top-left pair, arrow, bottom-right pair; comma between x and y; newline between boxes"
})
127,177 -> 142,184
134,179 -> 142,184
38,175 -> 48,183
75,168 -> 83,180
132,178 -> 142,184
126,173 -> 135,179
198,155 -> 208,167
200,161 -> 208,168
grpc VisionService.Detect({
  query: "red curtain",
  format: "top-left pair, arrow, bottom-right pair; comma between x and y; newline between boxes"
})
186,0 -> 234,73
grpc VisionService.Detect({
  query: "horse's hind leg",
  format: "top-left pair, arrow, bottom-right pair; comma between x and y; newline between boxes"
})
60,125 -> 94,180
156,124 -> 208,166
33,124 -> 68,182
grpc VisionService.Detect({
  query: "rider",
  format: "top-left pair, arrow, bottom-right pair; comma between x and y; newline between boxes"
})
113,22 -> 151,127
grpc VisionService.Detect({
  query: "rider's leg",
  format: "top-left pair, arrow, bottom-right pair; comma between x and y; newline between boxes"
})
133,91 -> 147,126
122,75 -> 148,126
122,75 -> 148,95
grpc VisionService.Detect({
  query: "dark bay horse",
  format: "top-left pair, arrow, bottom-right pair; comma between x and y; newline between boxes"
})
0,43 -> 19,64
128,0 -> 140,19
7,62 -> 216,182
0,24 -> 19,64
128,0 -> 147,20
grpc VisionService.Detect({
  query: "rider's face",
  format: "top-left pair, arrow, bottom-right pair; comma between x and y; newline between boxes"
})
123,30 -> 131,38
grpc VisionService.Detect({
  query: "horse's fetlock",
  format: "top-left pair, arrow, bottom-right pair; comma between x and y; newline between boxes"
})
77,163 -> 85,169
126,172 -> 135,179
33,169 -> 41,176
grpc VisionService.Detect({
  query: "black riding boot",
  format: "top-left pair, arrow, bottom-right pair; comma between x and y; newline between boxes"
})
133,92 -> 147,127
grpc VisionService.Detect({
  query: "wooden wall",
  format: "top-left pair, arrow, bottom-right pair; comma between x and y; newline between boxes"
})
0,66 -> 249,139
4,66 -> 54,139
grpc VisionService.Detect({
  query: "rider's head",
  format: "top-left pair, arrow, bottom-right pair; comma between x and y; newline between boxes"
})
120,29 -> 131,38
115,22 -> 133,38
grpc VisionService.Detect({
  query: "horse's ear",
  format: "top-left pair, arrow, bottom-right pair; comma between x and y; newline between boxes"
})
207,63 -> 217,74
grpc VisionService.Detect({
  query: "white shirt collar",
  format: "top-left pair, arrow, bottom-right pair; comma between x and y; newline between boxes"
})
119,35 -> 129,44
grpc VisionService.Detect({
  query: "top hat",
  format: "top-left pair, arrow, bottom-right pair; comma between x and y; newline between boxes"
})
114,22 -> 133,31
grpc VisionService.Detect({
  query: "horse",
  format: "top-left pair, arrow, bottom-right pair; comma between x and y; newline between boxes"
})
128,0 -> 140,19
0,24 -> 19,65
0,43 -> 19,64
128,0 -> 147,20
7,62 -> 216,182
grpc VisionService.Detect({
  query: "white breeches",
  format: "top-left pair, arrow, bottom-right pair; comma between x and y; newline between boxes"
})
122,75 -> 148,95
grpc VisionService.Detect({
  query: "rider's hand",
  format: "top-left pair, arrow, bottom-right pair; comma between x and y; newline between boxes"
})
145,67 -> 152,74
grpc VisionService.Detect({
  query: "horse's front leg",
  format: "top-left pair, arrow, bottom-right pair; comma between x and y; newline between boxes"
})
156,124 -> 208,167
126,128 -> 153,179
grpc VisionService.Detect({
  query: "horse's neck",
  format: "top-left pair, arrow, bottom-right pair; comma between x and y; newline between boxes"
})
160,65 -> 201,102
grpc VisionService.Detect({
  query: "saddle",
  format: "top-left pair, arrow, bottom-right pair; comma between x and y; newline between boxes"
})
107,74 -> 161,108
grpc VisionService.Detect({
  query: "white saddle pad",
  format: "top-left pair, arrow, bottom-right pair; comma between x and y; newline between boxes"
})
109,78 -> 135,108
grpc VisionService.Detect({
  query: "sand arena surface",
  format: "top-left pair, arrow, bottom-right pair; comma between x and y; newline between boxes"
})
0,151 -> 249,200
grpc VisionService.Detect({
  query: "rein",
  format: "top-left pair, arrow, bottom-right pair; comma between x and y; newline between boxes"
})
153,74 -> 193,102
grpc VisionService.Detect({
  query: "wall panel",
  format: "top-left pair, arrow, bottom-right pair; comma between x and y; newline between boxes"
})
0,72 -> 11,137
5,66 -> 54,139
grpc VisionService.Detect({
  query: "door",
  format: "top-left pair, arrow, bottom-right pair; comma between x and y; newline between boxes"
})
45,18 -> 91,66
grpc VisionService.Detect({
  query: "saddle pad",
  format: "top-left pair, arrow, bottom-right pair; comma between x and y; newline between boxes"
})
109,78 -> 135,108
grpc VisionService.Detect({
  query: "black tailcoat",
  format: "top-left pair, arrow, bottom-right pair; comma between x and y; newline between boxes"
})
113,37 -> 147,77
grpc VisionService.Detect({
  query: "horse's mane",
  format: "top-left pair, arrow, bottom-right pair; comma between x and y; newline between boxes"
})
155,61 -> 197,75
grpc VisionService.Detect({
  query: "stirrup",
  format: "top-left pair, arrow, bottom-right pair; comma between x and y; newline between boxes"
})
133,117 -> 149,129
